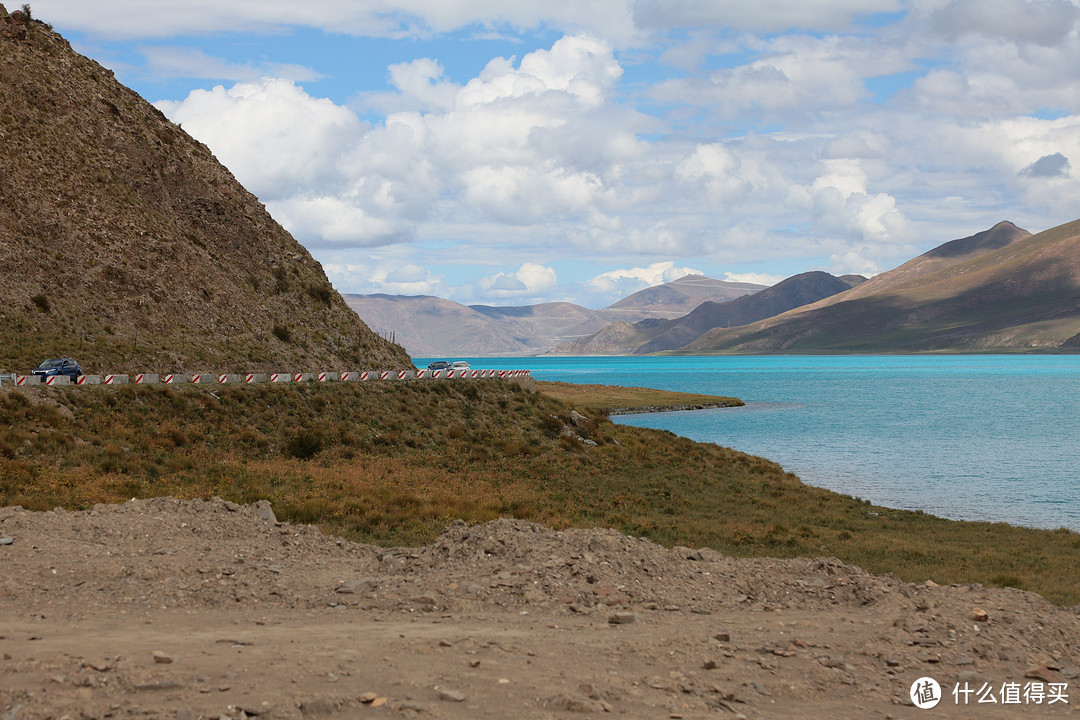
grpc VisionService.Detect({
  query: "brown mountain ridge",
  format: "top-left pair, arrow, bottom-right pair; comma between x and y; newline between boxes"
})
684,220 -> 1080,353
0,9 -> 409,373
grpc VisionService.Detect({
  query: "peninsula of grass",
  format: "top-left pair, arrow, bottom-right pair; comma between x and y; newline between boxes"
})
537,380 -> 743,414
2,381 -> 1079,605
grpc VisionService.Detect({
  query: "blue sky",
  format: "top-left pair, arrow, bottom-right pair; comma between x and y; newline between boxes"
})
33,0 -> 1080,307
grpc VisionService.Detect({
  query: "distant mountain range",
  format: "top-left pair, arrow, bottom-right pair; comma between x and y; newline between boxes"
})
551,271 -> 865,355
348,219 -> 1080,356
344,275 -> 763,356
682,220 -> 1080,353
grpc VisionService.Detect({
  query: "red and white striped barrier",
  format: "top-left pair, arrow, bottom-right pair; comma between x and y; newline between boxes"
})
7,367 -> 529,390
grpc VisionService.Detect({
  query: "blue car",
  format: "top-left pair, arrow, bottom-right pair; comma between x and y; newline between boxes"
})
32,358 -> 82,379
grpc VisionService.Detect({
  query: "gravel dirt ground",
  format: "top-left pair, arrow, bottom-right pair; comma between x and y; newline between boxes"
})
2,497 -> 1078,719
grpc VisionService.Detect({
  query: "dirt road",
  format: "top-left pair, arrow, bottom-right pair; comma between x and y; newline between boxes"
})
2,498 -> 1077,719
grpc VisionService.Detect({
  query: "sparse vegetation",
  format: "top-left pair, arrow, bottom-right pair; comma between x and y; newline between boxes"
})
271,324 -> 292,343
2,380 -> 1079,606
30,293 -> 49,313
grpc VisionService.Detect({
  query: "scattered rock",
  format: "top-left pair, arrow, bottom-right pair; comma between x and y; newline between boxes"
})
544,693 -> 602,712
1025,664 -> 1056,682
253,500 -> 276,524
437,688 -> 466,703
972,607 -> 989,622
608,612 -> 637,625
0,537 -> 13,546
152,651 -> 174,664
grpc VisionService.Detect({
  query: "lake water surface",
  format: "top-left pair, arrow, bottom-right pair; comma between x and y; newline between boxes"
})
426,355 -> 1080,531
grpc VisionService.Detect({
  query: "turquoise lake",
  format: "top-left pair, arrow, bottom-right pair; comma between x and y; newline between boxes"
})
422,355 -> 1080,531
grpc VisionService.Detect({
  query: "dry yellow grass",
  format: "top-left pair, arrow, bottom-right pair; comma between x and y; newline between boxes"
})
537,381 -> 742,412
2,381 -> 1079,605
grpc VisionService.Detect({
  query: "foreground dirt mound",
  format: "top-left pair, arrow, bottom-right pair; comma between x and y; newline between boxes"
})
2,498 -> 1078,719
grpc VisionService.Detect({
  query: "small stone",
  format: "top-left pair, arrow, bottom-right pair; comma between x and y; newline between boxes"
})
819,656 -> 846,669
608,612 -> 637,625
1025,664 -> 1055,682
152,651 -> 174,664
437,688 -> 466,702
236,703 -> 271,716
954,657 -> 975,666
0,537 -> 13,546
545,693 -> 600,712
438,640 -> 453,647
253,500 -> 276,523
885,657 -> 901,668
924,580 -> 939,588
370,698 -> 388,708
972,608 -> 989,622
468,660 -> 481,668
703,659 -> 718,670
957,670 -> 980,684
336,578 -> 378,594
713,632 -> 730,643
359,692 -> 378,703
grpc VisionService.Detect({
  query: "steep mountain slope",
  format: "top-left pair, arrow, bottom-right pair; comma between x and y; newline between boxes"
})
346,276 -> 765,356
0,11 -> 409,373
550,272 -> 858,355
684,220 -> 1080,353
636,272 -> 862,353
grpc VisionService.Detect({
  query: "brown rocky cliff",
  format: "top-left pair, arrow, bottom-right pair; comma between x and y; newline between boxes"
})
0,14 -> 411,373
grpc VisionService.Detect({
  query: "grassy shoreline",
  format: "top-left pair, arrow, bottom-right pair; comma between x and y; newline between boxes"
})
537,380 -> 743,414
2,381 -> 1079,605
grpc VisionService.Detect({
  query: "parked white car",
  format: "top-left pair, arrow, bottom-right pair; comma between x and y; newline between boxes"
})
451,360 -> 471,371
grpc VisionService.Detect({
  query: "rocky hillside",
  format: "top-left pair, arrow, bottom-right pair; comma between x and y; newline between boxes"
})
685,220 -> 1080,353
0,9 -> 410,373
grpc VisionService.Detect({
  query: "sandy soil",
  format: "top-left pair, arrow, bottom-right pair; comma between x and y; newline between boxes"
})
2,497 -> 1078,719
